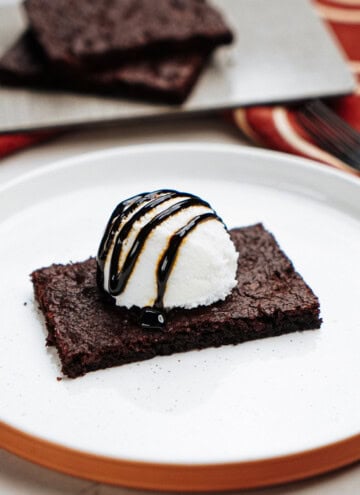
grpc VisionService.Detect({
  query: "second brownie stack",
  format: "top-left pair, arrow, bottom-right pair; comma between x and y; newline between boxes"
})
0,0 -> 234,103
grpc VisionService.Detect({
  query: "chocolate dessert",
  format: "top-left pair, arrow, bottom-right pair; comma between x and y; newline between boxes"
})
0,32 -> 49,86
32,224 -> 321,378
0,0 -> 233,103
24,0 -> 233,70
0,32 -> 208,103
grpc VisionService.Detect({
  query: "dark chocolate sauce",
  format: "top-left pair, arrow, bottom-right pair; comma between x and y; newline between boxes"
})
155,212 -> 216,308
140,306 -> 166,330
97,190 -> 222,330
97,190 -> 176,270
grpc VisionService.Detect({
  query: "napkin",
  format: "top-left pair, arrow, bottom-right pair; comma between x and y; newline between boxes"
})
0,0 -> 359,172
0,130 -> 55,158
230,0 -> 360,174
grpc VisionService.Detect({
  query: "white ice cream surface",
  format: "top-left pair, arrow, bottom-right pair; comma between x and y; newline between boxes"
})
101,194 -> 239,310
164,220 -> 238,309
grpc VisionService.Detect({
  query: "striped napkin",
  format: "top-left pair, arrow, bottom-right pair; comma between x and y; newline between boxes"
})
1,0 -> 359,173
230,0 -> 360,174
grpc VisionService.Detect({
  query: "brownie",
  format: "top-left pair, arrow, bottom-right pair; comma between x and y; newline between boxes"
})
0,32 -> 208,103
87,51 -> 208,103
31,224 -> 321,378
0,31 -> 49,86
24,0 -> 233,69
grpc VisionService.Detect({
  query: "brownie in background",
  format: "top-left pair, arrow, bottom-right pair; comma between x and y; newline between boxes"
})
24,0 -> 233,69
0,31 -> 209,103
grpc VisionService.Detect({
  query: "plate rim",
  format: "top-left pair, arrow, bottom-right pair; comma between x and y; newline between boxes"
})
0,142 -> 359,195
0,143 -> 359,490
1,421 -> 359,491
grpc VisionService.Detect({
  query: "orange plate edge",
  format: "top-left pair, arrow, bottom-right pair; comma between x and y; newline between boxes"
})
0,421 -> 359,491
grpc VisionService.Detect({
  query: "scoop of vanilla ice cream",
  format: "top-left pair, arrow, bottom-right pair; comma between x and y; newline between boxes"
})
98,191 -> 238,310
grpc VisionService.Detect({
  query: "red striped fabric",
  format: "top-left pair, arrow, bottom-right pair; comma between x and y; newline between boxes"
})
0,0 -> 359,170
231,0 -> 360,175
0,131 -> 55,159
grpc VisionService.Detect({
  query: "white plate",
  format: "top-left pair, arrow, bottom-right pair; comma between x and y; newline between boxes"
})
0,144 -> 359,490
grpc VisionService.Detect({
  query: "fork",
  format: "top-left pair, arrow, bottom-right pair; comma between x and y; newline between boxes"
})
296,99 -> 360,172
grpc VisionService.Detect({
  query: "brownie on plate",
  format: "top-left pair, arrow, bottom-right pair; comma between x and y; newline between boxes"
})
31,224 -> 321,378
24,0 -> 233,70
0,32 -> 208,103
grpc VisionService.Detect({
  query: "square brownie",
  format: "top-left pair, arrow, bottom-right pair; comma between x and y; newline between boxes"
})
31,224 -> 321,378
24,0 -> 233,70
0,32 -> 208,103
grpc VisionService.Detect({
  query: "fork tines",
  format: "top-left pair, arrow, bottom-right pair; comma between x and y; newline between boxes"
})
297,99 -> 360,171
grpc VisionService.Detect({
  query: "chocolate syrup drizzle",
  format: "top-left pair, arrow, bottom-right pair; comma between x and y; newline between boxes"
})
97,190 -> 221,330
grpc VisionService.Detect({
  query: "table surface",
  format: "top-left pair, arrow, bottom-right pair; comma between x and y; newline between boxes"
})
0,0 -> 359,491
